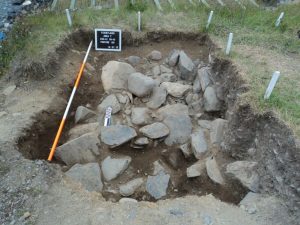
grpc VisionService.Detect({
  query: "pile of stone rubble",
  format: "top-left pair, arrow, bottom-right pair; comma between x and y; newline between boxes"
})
55,49 -> 259,201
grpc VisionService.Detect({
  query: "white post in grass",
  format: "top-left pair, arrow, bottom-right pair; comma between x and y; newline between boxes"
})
131,0 -> 134,4
138,11 -> 141,32
264,71 -> 280,100
225,33 -> 233,55
275,12 -> 284,27
91,0 -> 95,7
249,0 -> 259,7
114,0 -> 119,9
200,0 -> 210,7
167,0 -> 175,9
50,0 -> 58,11
70,0 -> 76,10
153,0 -> 163,11
188,0 -> 195,5
206,11 -> 214,29
216,0 -> 225,6
65,9 -> 72,26
234,0 -> 246,9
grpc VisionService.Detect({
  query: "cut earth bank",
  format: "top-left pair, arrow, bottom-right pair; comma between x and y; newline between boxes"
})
0,30 -> 299,225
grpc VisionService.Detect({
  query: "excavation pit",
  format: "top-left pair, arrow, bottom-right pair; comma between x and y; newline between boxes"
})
16,31 -> 298,207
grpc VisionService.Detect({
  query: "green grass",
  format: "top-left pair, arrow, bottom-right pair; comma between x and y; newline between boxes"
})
0,0 -> 299,135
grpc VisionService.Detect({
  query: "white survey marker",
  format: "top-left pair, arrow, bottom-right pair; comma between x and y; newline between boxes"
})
225,33 -> 233,55
206,11 -> 214,29
264,71 -> 281,100
275,12 -> 284,27
138,11 -> 141,32
65,9 -> 72,27
104,107 -> 113,127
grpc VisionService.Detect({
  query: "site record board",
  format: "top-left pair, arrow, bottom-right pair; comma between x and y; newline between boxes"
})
95,29 -> 122,52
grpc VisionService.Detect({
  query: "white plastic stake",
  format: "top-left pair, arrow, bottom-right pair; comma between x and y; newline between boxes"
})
138,11 -> 141,32
50,0 -> 58,11
200,0 -> 210,7
234,0 -> 246,9
131,0 -> 135,4
188,0 -> 196,5
275,12 -> 284,27
65,9 -> 72,27
114,0 -> 119,9
153,0 -> 162,11
167,0 -> 175,9
249,0 -> 259,7
264,71 -> 280,100
104,107 -> 112,126
206,11 -> 214,29
216,0 -> 225,6
91,0 -> 95,7
70,0 -> 76,10
225,33 -> 233,55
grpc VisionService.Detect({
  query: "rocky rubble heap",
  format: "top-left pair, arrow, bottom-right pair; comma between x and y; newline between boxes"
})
55,49 -> 259,201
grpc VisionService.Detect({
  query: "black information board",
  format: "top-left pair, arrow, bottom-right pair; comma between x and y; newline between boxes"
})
95,29 -> 122,52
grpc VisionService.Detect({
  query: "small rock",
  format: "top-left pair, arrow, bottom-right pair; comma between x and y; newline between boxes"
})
152,65 -> 161,76
119,178 -> 144,196
128,73 -> 155,97
179,143 -> 193,158
146,171 -> 170,199
131,107 -> 152,125
97,94 -> 121,114
160,73 -> 177,82
153,160 -> 166,175
239,192 -> 260,214
168,49 -> 180,67
187,161 -> 205,178
66,163 -> 103,192
146,86 -> 167,109
119,198 -> 138,203
206,157 -> 224,185
68,122 -> 99,140
204,86 -> 221,112
198,67 -> 212,92
139,122 -> 169,139
178,51 -> 196,81
210,119 -> 228,145
3,85 -> 16,96
134,137 -> 149,145
148,50 -> 162,61
23,212 -> 31,219
101,156 -> 132,181
100,125 -> 137,148
160,65 -> 172,73
191,129 -> 208,159
161,82 -> 191,98
75,106 -> 96,123
127,56 -> 141,66
226,161 -> 259,192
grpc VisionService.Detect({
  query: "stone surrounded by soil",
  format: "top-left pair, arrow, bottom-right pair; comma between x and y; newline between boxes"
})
134,137 -> 149,146
198,67 -> 212,92
128,72 -> 155,97
100,125 -> 137,148
119,198 -> 138,204
119,178 -> 144,196
55,132 -> 100,166
75,106 -> 96,124
187,161 -> 206,178
204,86 -> 221,112
206,157 -> 225,185
191,129 -> 208,159
68,122 -> 99,141
152,160 -> 167,175
163,114 -> 192,146
101,61 -> 136,92
101,156 -> 132,181
97,94 -> 121,114
179,143 -> 193,158
146,86 -> 167,109
178,51 -> 196,81
168,49 -> 180,67
127,56 -> 141,66
146,171 -> 170,200
65,163 -> 103,192
226,161 -> 259,192
161,82 -> 191,98
148,50 -> 162,61
210,118 -> 228,145
139,122 -> 170,139
131,107 -> 152,125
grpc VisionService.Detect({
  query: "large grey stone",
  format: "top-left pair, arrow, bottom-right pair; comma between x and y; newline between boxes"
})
97,94 -> 121,114
226,161 -> 259,192
119,178 -> 144,196
75,106 -> 96,124
68,122 -> 99,140
139,122 -> 169,139
157,103 -> 189,118
168,49 -> 180,67
163,115 -> 192,146
146,171 -> 170,199
204,87 -> 221,112
198,67 -> 212,92
148,50 -> 162,61
101,156 -> 132,181
100,125 -> 137,148
206,157 -> 225,185
131,107 -> 152,125
65,163 -> 103,192
191,129 -> 208,159
178,51 -> 196,81
187,161 -> 206,178
146,86 -> 167,109
128,72 -> 155,97
55,132 -> 100,166
101,61 -> 135,92
161,82 -> 191,98
210,119 -> 228,145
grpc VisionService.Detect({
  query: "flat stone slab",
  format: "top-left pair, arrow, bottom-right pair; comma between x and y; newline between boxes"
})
75,106 -> 96,124
210,118 -> 228,145
191,129 -> 208,159
55,132 -> 100,166
131,107 -> 152,125
146,86 -> 167,109
97,94 -> 121,114
101,156 -> 132,181
204,86 -> 221,112
100,125 -> 137,148
146,171 -> 170,199
119,178 -> 144,197
66,163 -> 103,192
128,72 -> 155,97
187,161 -> 205,178
139,122 -> 170,139
161,82 -> 191,98
206,157 -> 225,185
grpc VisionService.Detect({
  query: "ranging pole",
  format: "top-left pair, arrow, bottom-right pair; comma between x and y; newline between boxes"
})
47,41 -> 93,161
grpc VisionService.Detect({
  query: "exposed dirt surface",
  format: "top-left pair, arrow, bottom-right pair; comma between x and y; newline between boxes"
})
0,30 -> 299,225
